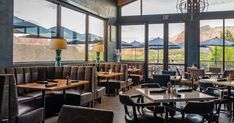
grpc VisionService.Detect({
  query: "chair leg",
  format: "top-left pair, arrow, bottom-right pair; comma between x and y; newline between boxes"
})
97,98 -> 102,104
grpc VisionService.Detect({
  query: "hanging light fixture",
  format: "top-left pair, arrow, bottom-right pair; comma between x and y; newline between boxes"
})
176,0 -> 209,21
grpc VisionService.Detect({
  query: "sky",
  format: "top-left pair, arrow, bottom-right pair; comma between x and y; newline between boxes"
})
14,0 -> 104,37
14,0 -> 234,41
122,0 -> 234,43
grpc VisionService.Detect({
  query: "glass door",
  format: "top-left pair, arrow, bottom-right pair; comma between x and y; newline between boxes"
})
148,24 -> 164,77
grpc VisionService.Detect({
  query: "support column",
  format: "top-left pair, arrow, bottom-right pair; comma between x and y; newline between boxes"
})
185,20 -> 200,69
144,23 -> 149,82
0,0 -> 13,67
163,23 -> 169,70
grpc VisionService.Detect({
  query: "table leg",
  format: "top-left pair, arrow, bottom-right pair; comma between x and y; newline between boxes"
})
63,89 -> 66,104
42,91 -> 45,123
107,78 -> 110,95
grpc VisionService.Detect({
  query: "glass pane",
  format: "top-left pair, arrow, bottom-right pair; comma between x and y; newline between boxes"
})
224,19 -> 234,70
208,0 -> 234,12
142,0 -> 177,15
200,20 -> 224,70
148,24 -> 163,77
88,16 -> 104,62
13,0 -> 57,62
121,25 -> 145,61
168,23 -> 185,73
61,7 -> 86,61
169,23 -> 185,64
121,0 -> 141,16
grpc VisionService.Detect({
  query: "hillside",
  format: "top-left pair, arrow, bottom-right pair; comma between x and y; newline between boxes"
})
171,25 -> 234,44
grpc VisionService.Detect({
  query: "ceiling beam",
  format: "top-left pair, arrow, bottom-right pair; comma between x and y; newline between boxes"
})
117,0 -> 136,7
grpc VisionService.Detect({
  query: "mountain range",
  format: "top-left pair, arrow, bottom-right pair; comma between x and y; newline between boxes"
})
171,25 -> 234,44
13,16 -> 103,44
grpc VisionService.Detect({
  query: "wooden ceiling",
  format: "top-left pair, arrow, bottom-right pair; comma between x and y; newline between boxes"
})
117,0 -> 136,7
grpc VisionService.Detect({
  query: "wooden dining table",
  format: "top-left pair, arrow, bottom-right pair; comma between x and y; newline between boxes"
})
17,79 -> 89,122
97,72 -> 123,95
128,68 -> 140,75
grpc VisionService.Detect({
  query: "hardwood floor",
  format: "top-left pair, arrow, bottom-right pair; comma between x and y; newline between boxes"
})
46,86 -> 234,123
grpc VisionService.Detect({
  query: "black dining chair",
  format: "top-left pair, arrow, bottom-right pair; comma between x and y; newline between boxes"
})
162,71 -> 176,76
164,101 -> 215,123
153,74 -> 170,88
140,83 -> 161,88
119,92 -> 164,123
140,83 -> 166,116
57,105 -> 114,123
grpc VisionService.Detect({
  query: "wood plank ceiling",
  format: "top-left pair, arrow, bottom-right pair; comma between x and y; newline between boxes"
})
117,0 -> 136,6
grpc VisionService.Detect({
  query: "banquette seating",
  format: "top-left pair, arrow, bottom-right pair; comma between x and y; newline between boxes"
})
69,63 -> 132,95
121,62 -> 145,85
0,74 -> 44,123
0,66 -> 99,117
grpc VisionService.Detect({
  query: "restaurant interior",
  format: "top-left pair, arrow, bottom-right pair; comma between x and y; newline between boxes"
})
1,0 -> 234,123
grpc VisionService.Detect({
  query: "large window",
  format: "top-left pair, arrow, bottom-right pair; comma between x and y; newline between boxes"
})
88,16 -> 104,62
224,19 -> 234,69
208,0 -> 234,12
61,7 -> 86,61
142,0 -> 177,15
121,0 -> 141,16
14,0 -> 57,62
168,23 -> 185,72
121,25 -> 145,61
200,20 -> 224,70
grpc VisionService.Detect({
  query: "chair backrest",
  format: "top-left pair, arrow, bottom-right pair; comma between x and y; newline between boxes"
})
0,75 -> 18,123
153,74 -> 170,87
162,71 -> 176,76
209,67 -> 221,74
176,67 -> 181,76
119,93 -> 135,106
204,87 -> 223,98
223,70 -> 234,78
58,105 -> 114,123
183,101 -> 214,115
189,69 -> 205,79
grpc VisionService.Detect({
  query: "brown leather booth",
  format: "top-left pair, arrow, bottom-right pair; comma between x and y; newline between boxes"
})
0,66 -> 99,119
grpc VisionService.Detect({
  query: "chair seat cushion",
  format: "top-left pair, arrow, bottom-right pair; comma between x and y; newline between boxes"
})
65,89 -> 93,105
23,91 -> 42,98
18,104 -> 43,123
125,111 -> 164,123
130,74 -> 144,81
18,96 -> 34,104
170,114 -> 204,123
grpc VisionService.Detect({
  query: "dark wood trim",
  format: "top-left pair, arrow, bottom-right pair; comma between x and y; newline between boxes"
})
104,20 -> 108,62
163,23 -> 169,70
85,14 -> 89,62
144,23 -> 149,81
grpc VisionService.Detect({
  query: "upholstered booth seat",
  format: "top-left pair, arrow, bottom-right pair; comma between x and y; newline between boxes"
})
65,89 -> 93,106
17,104 -> 44,123
0,74 -> 44,123
99,79 -> 126,94
96,63 -> 129,95
121,62 -> 145,85
95,86 -> 106,103
17,96 -> 35,104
